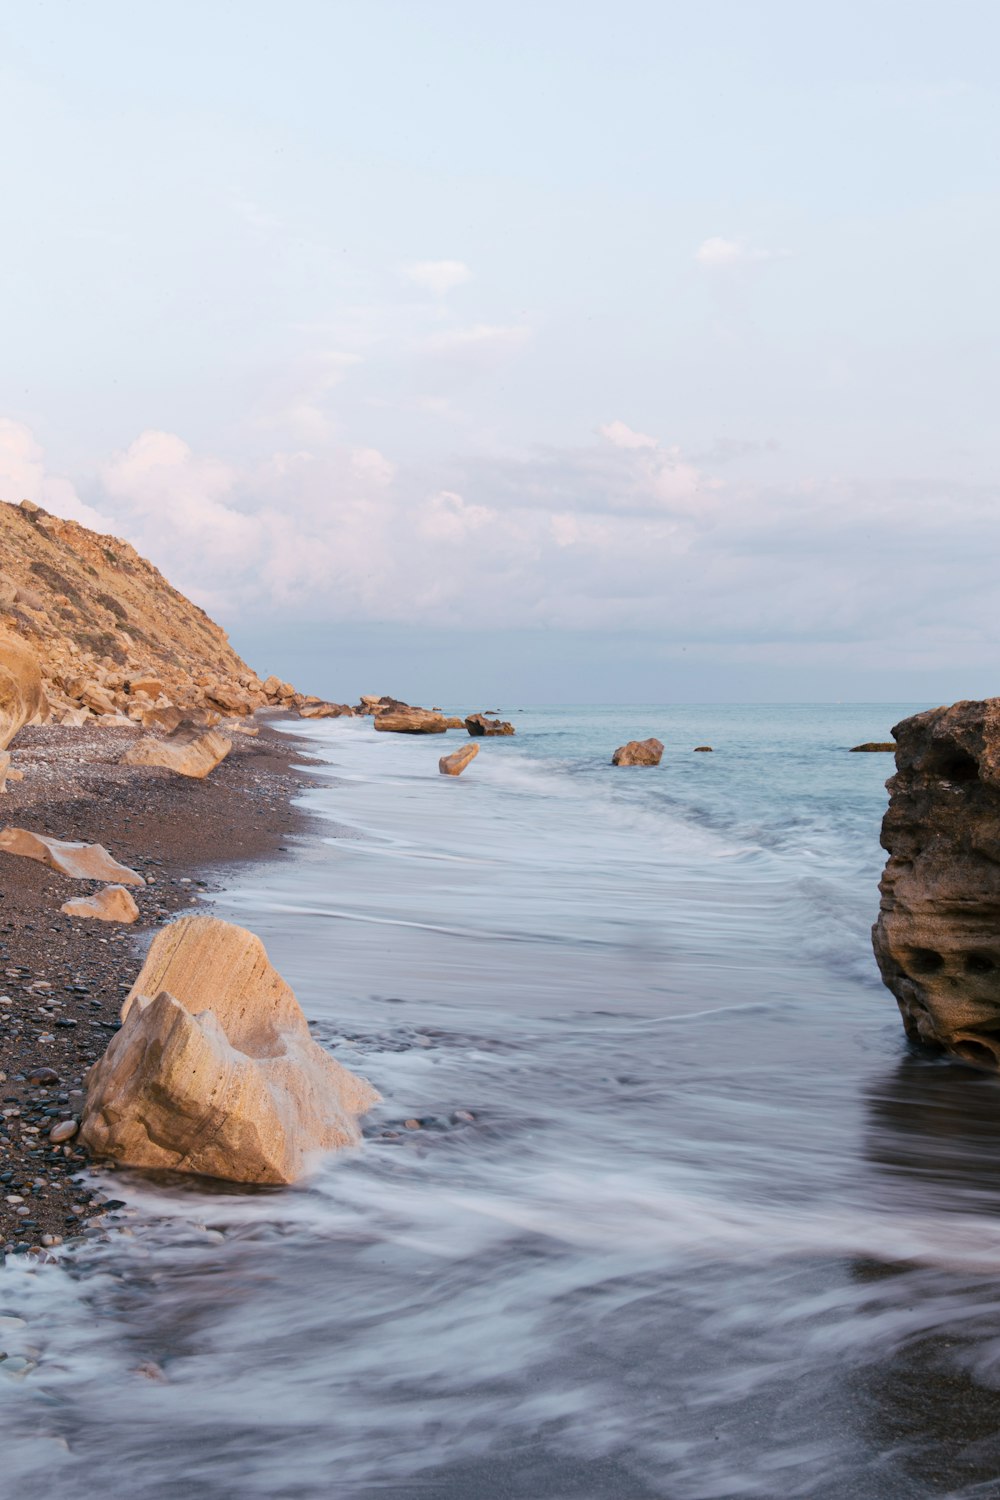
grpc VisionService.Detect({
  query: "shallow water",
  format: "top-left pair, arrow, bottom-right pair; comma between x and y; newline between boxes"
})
6,704 -> 1000,1499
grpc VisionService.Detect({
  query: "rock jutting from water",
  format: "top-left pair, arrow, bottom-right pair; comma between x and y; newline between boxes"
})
612,738 -> 664,767
80,914 -> 380,1183
439,742 -> 480,776
851,742 -> 896,752
374,706 -> 449,734
872,698 -> 1000,1068
465,714 -> 515,737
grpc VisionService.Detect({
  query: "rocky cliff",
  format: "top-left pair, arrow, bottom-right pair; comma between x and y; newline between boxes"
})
873,698 -> 1000,1068
0,498 -> 288,723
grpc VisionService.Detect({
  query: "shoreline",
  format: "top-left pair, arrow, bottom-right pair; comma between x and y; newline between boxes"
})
0,715 -> 325,1253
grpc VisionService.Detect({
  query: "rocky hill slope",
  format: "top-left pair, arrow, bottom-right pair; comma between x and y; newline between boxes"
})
0,498 -> 296,724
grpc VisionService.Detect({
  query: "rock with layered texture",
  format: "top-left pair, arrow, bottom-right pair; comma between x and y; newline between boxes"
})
873,699 -> 1000,1069
80,915 -> 380,1183
465,714 -> 515,737
123,727 -> 232,779
297,700 -> 356,719
0,633 -> 46,750
612,738 -> 664,767
439,742 -> 480,777
62,884 -> 140,923
374,707 -> 448,734
0,827 -> 142,883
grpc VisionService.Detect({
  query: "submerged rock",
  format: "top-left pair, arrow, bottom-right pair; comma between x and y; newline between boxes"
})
873,698 -> 1000,1068
851,742 -> 896,752
0,827 -> 142,883
61,885 -> 140,924
80,915 -> 380,1183
439,742 -> 480,777
0,633 -> 46,750
612,738 -> 664,767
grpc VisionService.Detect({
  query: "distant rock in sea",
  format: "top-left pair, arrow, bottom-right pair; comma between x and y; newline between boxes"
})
851,742 -> 896,752
612,738 -> 664,767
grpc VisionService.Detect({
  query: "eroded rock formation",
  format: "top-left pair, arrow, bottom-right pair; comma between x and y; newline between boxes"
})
612,738 -> 664,767
465,714 -> 515,737
0,632 -> 46,749
873,699 -> 1000,1068
80,915 -> 380,1183
123,727 -> 232,779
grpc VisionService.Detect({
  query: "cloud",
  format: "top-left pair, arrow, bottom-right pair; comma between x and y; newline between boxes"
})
695,236 -> 789,268
0,418 -> 110,531
599,420 -> 658,451
402,260 -> 473,297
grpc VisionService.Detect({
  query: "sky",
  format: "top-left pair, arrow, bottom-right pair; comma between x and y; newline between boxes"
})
1,0 -> 998,703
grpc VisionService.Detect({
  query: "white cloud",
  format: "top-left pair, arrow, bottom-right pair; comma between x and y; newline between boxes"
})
424,322 -> 532,358
0,418 -> 110,530
695,236 -> 789,268
403,260 -> 473,297
600,420 -> 658,451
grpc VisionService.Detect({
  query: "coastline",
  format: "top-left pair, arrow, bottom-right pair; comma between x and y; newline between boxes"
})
0,715 -> 325,1252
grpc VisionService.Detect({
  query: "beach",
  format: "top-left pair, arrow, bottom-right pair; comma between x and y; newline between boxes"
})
6,704 -> 1000,1496
0,718 -> 323,1249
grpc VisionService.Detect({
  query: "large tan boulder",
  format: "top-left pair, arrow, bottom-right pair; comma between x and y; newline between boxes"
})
62,884 -> 140,923
439,743 -> 480,776
873,700 -> 1000,1068
0,827 -> 143,883
374,707 -> 448,734
123,727 -> 232,779
0,633 -> 45,750
465,713 -> 515,737
80,915 -> 380,1183
139,704 -> 186,734
612,738 -> 664,766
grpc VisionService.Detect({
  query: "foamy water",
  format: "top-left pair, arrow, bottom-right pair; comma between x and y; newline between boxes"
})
5,705 -> 1000,1499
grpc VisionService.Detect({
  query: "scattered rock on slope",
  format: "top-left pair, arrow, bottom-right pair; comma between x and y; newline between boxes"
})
80,914 -> 380,1183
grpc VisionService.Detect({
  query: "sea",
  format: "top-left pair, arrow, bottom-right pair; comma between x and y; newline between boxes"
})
5,703 -> 1000,1499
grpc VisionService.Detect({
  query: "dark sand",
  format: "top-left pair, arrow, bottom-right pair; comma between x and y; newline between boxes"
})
0,718 -> 319,1254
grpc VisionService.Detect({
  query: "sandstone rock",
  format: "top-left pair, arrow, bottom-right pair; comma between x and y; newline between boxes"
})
873,699 -> 1000,1068
70,679 -> 118,716
298,701 -> 355,719
0,750 -> 10,792
851,742 -> 896,752
60,707 -> 92,728
123,728 -> 232,779
139,704 -> 186,734
439,742 -> 480,776
694,746 -> 713,752
262,674 -> 283,696
61,885 -> 140,923
444,717 -> 465,730
465,714 -> 515,737
80,914 -> 380,1183
374,707 -> 449,734
612,738 -> 664,767
0,828 -> 142,883
129,675 -> 164,698
0,633 -> 45,750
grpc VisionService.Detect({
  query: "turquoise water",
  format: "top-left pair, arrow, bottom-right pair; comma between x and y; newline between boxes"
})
7,704 -> 1000,1499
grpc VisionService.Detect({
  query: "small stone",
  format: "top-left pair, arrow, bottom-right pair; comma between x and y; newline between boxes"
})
451,1109 -> 475,1124
40,1234 -> 62,1247
26,1068 -> 59,1085
403,1118 -> 422,1130
48,1119 -> 78,1143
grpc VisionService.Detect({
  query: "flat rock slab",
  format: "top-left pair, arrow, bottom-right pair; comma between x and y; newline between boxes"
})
612,738 -> 664,767
374,709 -> 448,734
0,826 -> 143,883
850,742 -> 896,752
81,914 -> 380,1184
61,884 -> 140,923
123,727 -> 232,779
439,742 -> 480,776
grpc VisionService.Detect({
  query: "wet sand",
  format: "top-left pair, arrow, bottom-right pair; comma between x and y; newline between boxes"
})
0,717 -> 316,1252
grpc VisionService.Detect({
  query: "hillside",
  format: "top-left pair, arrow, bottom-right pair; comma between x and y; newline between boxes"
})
0,498 -> 289,723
